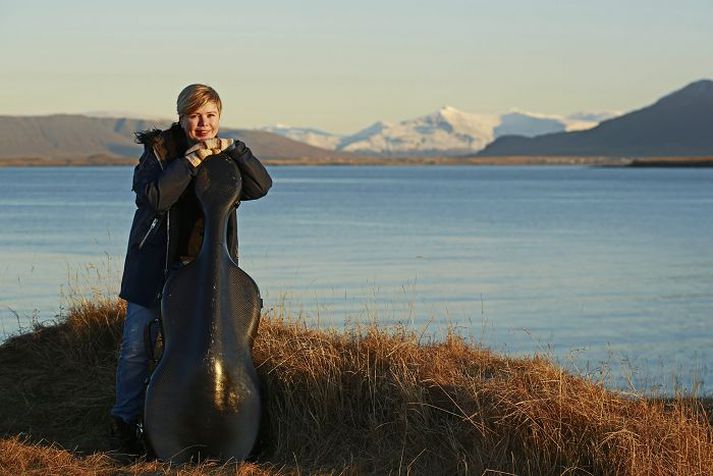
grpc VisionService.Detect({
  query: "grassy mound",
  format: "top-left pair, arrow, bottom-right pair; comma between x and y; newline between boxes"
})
1,299 -> 711,475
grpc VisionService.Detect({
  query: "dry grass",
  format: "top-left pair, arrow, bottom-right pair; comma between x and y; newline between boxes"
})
1,298 -> 711,475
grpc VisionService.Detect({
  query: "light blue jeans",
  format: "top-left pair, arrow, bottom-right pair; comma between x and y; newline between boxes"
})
111,301 -> 160,424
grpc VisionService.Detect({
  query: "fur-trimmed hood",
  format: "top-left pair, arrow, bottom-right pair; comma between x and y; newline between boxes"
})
134,123 -> 189,163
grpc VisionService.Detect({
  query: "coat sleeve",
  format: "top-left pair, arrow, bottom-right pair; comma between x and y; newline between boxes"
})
227,140 -> 272,201
132,147 -> 197,213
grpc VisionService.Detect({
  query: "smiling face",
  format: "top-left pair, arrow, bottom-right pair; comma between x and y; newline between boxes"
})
180,101 -> 221,143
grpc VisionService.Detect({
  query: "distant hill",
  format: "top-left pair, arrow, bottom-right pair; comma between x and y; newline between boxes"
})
479,80 -> 713,157
0,115 -> 355,163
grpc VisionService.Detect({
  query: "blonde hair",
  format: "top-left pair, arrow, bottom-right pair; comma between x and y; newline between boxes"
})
176,84 -> 222,117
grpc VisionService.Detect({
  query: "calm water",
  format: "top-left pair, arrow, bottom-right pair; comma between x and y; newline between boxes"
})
1,165 -> 711,394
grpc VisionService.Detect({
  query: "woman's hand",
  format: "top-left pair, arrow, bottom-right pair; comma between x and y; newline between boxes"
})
184,138 -> 234,168
203,138 -> 234,155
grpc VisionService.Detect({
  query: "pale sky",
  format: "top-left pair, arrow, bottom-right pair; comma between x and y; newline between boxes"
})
1,0 -> 711,133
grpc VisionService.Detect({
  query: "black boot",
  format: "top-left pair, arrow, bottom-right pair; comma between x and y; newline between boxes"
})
110,416 -> 145,456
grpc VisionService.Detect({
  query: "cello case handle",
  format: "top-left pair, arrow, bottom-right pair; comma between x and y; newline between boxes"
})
144,317 -> 162,363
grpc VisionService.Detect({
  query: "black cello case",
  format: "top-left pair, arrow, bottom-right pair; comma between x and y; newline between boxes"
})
144,152 -> 262,463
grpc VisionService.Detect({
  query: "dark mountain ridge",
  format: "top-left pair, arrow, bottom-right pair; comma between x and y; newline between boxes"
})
479,79 -> 713,157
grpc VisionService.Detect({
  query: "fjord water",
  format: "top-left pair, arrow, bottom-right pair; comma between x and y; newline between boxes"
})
1,165 -> 711,394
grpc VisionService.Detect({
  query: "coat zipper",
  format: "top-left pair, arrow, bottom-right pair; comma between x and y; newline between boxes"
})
152,147 -> 171,281
138,217 -> 159,250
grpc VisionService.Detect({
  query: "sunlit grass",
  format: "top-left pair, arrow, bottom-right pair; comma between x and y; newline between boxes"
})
1,297 -> 711,475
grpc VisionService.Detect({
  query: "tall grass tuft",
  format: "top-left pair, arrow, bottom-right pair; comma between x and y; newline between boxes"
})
1,299 -> 711,475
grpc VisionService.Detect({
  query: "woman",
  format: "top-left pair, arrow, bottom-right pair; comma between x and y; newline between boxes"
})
110,84 -> 272,454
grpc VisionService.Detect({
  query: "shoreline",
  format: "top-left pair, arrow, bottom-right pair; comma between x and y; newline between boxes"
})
1,155 -> 713,167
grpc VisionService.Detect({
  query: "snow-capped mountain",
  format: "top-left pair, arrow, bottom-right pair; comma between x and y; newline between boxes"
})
262,107 -> 618,156
259,124 -> 342,150
339,107 -> 500,156
495,109 -> 608,136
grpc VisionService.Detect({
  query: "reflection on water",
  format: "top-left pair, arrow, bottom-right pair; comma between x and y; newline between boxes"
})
0,165 -> 711,394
